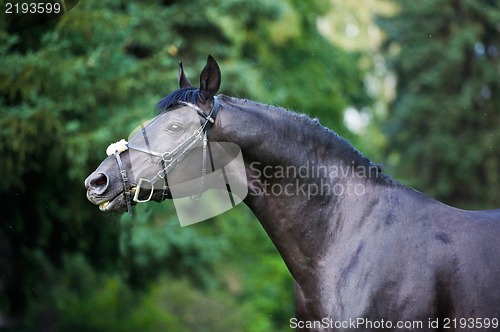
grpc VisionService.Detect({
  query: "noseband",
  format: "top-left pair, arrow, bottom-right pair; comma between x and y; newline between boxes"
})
106,97 -> 220,216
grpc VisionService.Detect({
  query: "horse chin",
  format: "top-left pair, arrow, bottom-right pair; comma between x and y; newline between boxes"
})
96,188 -> 171,213
132,188 -> 172,203
151,189 -> 172,201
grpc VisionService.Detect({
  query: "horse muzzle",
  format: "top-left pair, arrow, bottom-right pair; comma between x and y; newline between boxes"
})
84,170 -> 132,212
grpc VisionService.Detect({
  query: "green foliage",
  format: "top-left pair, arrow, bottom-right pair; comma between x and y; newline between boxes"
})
119,203 -> 229,289
210,206 -> 295,331
29,254 -> 260,331
118,204 -> 294,331
378,0 -> 500,209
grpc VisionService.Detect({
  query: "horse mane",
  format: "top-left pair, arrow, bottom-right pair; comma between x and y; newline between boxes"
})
286,109 -> 391,183
220,95 -> 392,183
156,87 -> 199,112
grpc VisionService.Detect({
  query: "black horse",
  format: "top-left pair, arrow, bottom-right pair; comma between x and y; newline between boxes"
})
85,56 -> 500,331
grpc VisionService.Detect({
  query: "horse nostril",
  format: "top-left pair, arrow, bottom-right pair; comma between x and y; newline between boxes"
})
90,173 -> 109,192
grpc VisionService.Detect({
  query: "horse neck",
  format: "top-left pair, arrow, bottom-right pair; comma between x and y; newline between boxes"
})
214,96 -> 386,281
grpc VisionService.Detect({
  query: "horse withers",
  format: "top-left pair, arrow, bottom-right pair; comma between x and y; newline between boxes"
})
85,56 -> 500,331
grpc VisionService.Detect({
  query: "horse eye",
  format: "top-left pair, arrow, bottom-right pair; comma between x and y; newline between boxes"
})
167,123 -> 183,133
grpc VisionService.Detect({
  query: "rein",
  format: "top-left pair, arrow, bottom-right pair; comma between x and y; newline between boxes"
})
106,97 -> 220,216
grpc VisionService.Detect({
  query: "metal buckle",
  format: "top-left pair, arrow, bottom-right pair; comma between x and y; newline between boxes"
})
161,152 -> 173,162
133,178 -> 155,203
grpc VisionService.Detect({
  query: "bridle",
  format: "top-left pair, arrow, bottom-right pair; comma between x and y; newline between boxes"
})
107,97 -> 220,216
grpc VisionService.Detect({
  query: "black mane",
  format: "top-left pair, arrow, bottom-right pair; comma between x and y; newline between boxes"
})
221,95 -> 390,183
156,87 -> 199,112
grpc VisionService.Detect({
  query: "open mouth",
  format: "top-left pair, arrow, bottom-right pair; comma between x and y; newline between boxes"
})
98,199 -> 116,211
98,187 -> 137,212
98,194 -> 122,212
95,186 -> 172,213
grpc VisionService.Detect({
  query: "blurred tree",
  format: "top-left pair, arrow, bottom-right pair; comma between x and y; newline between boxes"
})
378,0 -> 500,209
317,0 -> 397,157
0,0 -> 370,329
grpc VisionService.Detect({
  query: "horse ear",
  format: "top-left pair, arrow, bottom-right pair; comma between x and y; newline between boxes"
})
199,55 -> 221,102
178,61 -> 193,88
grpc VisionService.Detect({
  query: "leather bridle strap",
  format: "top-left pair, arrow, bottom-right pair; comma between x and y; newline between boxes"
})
114,151 -> 133,215
139,120 -> 170,201
185,96 -> 220,126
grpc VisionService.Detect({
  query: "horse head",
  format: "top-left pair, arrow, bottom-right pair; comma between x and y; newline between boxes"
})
85,56 -> 236,217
